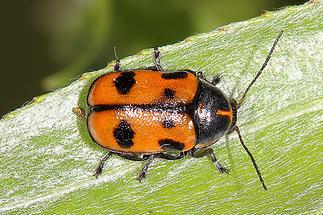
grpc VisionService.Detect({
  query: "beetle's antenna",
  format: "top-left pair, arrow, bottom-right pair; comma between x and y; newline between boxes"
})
235,126 -> 267,190
237,31 -> 283,109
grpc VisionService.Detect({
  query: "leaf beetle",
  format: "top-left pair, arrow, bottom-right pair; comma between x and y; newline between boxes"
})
74,31 -> 283,190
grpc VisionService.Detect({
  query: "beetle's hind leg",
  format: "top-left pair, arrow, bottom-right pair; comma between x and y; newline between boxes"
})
153,48 -> 163,71
137,155 -> 155,182
113,46 -> 121,71
94,151 -> 113,178
190,148 -> 229,174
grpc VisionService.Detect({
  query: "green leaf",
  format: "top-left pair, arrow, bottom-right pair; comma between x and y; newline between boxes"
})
1,2 -> 322,214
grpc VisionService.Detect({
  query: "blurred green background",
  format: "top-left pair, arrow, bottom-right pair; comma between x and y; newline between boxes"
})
0,0 -> 306,117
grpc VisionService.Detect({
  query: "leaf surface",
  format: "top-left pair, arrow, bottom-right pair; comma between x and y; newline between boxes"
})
0,2 -> 322,214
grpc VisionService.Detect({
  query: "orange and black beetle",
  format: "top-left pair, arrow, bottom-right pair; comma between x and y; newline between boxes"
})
74,31 -> 283,190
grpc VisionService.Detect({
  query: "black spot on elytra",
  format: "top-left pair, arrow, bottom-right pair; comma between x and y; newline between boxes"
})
159,139 -> 185,151
114,72 -> 136,94
113,120 -> 135,148
164,88 -> 175,99
162,119 -> 175,128
161,72 -> 188,79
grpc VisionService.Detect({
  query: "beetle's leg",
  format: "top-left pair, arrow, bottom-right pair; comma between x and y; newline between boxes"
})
197,71 -> 206,80
211,74 -> 221,85
156,152 -> 187,160
117,153 -> 150,161
197,72 -> 221,86
72,107 -> 86,118
137,155 -> 155,182
94,151 -> 113,178
159,139 -> 188,153
113,46 -> 121,71
179,69 -> 197,76
144,66 -> 159,71
153,48 -> 163,71
190,148 -> 229,174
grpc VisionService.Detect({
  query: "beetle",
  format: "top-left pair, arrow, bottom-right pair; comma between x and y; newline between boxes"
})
74,31 -> 283,190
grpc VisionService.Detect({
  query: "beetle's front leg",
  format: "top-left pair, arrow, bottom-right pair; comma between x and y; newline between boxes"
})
211,74 -> 221,85
190,148 -> 229,174
197,71 -> 206,79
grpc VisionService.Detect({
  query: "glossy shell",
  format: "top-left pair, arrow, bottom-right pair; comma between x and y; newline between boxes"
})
87,70 -> 198,153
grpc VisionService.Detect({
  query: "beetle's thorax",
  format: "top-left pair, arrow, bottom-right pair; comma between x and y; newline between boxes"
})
194,80 -> 233,147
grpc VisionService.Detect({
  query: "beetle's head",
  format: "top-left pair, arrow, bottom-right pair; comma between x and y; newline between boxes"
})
227,98 -> 238,134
